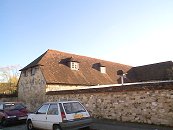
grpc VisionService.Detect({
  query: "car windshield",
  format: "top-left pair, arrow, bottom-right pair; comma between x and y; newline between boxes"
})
63,102 -> 86,114
4,103 -> 25,110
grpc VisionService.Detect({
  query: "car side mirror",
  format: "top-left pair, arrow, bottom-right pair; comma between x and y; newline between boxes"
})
35,111 -> 39,114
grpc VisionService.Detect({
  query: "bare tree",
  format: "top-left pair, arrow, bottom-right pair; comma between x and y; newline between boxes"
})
0,65 -> 21,85
0,65 -> 21,94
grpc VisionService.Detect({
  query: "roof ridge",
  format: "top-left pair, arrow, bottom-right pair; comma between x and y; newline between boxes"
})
46,49 -> 131,67
134,61 -> 173,68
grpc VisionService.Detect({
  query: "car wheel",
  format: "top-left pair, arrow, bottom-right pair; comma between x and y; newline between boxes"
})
27,120 -> 34,130
84,126 -> 90,130
1,118 -> 7,126
53,125 -> 62,130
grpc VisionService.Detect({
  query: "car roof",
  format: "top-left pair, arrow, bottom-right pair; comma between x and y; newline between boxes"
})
0,102 -> 23,104
44,100 -> 80,104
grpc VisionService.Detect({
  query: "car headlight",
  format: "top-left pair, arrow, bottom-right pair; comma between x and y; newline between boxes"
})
7,115 -> 16,118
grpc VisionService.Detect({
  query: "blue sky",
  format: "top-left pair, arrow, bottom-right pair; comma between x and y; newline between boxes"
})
1,0 -> 173,69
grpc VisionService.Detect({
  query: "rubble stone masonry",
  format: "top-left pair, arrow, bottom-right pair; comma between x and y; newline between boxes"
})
18,67 -> 46,110
46,83 -> 173,127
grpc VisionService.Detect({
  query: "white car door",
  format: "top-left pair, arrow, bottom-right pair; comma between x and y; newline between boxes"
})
46,103 -> 61,130
32,104 -> 49,129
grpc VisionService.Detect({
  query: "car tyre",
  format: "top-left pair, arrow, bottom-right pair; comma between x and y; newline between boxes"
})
27,120 -> 35,130
53,125 -> 62,130
84,126 -> 90,130
1,118 -> 7,126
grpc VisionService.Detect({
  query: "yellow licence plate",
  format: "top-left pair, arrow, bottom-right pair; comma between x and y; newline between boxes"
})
74,114 -> 83,119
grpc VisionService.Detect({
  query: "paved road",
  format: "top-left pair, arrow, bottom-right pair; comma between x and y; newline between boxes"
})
0,123 -> 26,130
92,119 -> 173,130
0,119 -> 172,130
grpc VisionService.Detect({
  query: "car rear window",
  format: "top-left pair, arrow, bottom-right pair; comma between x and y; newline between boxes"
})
63,102 -> 86,114
4,103 -> 26,110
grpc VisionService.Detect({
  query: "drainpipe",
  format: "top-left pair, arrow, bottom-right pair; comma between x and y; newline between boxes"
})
121,73 -> 127,85
117,70 -> 127,85
121,75 -> 124,85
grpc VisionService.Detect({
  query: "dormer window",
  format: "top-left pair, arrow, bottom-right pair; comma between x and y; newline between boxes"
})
70,62 -> 79,70
98,63 -> 106,73
65,57 -> 79,71
100,66 -> 106,73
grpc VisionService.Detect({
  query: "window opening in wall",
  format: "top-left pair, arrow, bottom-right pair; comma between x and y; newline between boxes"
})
23,71 -> 28,77
31,68 -> 36,75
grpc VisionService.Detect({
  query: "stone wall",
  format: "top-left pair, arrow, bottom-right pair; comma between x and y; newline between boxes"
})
46,82 -> 173,127
18,67 -> 46,110
0,97 -> 18,102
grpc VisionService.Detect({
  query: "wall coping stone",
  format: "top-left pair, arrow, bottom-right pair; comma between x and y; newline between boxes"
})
46,81 -> 173,95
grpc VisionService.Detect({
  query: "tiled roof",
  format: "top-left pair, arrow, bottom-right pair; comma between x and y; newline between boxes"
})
127,61 -> 173,82
21,49 -> 132,85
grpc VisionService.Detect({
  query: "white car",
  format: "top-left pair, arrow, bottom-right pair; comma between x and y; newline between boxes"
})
26,101 -> 92,130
